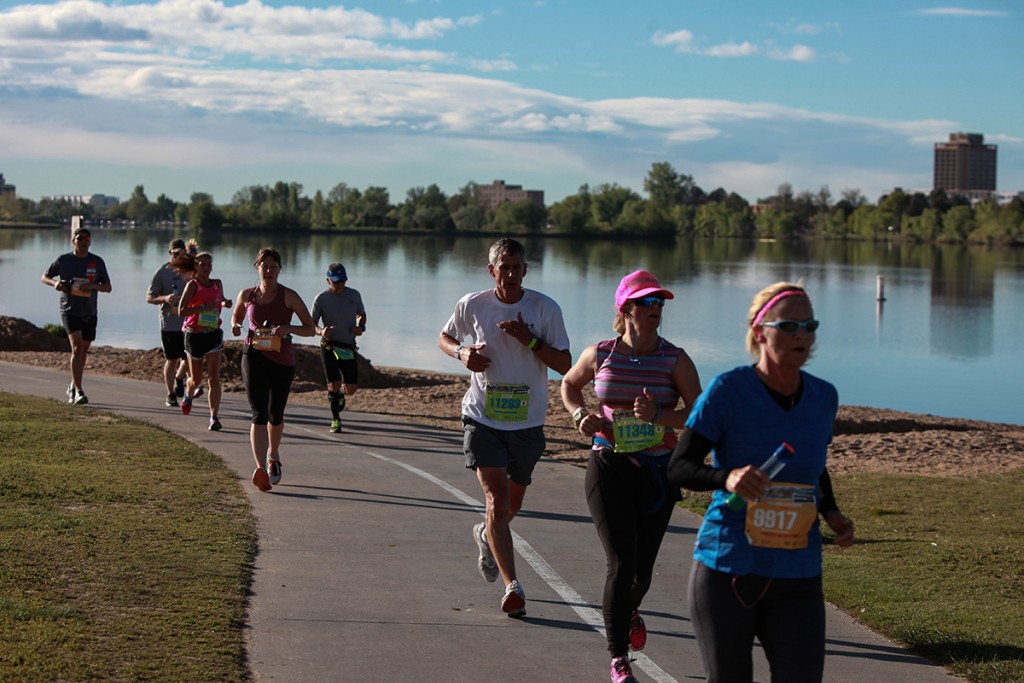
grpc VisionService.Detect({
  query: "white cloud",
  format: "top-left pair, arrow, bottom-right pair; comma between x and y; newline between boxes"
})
916,7 -> 1010,17
705,42 -> 759,58
769,44 -> 816,62
651,27 -> 817,62
650,29 -> 696,52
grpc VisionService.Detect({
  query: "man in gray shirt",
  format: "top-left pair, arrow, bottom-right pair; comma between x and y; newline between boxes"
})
146,239 -> 192,407
310,263 -> 366,433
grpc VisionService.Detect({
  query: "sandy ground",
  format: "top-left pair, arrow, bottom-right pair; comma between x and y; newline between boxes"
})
2,315 -> 1022,476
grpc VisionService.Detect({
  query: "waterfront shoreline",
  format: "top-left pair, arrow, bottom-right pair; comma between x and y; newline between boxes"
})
3,315 -> 1022,476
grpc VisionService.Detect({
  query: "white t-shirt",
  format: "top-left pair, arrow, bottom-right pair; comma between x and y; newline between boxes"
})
442,288 -> 570,430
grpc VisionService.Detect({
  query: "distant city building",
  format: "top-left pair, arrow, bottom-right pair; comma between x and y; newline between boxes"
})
44,193 -> 121,212
476,180 -> 545,211
933,132 -> 997,196
0,173 -> 15,199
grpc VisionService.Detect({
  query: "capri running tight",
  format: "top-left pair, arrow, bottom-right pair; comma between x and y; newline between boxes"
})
242,348 -> 296,425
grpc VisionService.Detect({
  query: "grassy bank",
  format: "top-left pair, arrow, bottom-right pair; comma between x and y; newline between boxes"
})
0,393 -> 256,682
681,472 -> 1024,683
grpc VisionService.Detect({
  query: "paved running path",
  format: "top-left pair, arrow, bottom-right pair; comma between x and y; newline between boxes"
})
1,361 -> 964,682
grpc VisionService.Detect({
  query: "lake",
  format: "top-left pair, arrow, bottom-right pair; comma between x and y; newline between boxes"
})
1,227 -> 1021,426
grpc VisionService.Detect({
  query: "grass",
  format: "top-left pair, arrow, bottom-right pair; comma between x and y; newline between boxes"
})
680,472 -> 1024,683
0,393 -> 256,682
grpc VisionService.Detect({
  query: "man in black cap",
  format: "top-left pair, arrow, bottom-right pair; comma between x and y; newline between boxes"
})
310,263 -> 366,433
41,227 -> 113,405
146,238 -> 192,406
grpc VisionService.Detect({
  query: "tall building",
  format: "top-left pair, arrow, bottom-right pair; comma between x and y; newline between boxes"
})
476,180 -> 545,211
0,173 -> 15,199
933,132 -> 997,195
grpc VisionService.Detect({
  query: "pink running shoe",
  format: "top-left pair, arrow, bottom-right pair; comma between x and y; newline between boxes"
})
610,655 -> 639,683
180,396 -> 192,415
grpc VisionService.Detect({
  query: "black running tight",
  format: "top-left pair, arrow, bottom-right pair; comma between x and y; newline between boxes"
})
242,348 -> 295,425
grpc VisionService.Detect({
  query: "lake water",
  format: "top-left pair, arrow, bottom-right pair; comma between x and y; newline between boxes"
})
2,228 -> 1021,426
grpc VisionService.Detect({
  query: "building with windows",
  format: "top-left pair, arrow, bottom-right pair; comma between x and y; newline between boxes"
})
933,133 -> 997,196
476,180 -> 544,211
0,173 -> 15,199
43,194 -> 121,211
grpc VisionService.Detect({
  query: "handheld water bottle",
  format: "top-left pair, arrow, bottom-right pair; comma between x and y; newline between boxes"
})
726,442 -> 795,511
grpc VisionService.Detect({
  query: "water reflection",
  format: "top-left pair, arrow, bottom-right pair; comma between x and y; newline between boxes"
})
1,228 -> 1021,424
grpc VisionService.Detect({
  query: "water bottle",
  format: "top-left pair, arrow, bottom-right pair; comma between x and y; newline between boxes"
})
726,442 -> 795,511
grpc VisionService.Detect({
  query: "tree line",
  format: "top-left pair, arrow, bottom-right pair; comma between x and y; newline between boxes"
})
2,162 -> 1021,244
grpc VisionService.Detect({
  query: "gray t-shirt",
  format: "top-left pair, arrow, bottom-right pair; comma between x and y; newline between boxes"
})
310,287 -> 365,345
147,263 -> 186,331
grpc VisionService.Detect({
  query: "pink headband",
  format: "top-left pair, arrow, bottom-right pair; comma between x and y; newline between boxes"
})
752,290 -> 806,326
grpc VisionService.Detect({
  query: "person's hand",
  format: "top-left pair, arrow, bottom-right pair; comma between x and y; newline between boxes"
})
231,323 -> 242,337
825,511 -> 855,547
351,325 -> 363,336
166,293 -> 180,306
726,465 -> 770,503
54,279 -> 68,292
497,312 -> 533,346
577,412 -> 599,437
271,324 -> 290,338
634,387 -> 659,422
321,325 -> 334,340
459,343 -> 490,372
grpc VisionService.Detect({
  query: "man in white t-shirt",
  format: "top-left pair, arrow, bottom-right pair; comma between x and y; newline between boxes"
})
438,238 -> 571,618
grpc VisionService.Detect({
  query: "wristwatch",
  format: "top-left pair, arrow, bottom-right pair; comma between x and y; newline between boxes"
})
572,407 -> 586,430
454,345 -> 464,361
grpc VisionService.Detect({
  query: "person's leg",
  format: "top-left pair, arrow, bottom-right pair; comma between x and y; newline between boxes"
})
265,360 -> 295,462
242,350 -> 271,471
206,352 -> 222,418
689,562 -> 759,683
343,382 -> 358,396
757,576 -> 825,683
585,452 -> 641,657
163,358 -> 175,394
186,355 -> 204,400
67,330 -> 89,390
477,466 -> 518,585
630,480 -> 677,610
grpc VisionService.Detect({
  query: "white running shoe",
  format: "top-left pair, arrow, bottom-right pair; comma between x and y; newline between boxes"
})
473,522 -> 499,583
502,579 -> 526,618
268,457 -> 282,485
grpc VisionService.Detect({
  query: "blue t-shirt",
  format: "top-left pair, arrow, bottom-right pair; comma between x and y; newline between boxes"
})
686,365 -> 838,578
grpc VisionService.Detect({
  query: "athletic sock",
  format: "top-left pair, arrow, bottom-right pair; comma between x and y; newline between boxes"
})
329,391 -> 343,420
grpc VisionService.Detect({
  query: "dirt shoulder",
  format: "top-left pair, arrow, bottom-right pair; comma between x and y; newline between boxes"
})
3,315 -> 1022,476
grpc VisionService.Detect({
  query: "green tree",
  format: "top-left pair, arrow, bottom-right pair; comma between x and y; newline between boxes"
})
940,205 -> 974,242
590,183 -> 640,230
310,190 -> 330,230
187,193 -> 224,232
492,199 -> 546,232
643,162 -> 700,210
546,186 -> 594,234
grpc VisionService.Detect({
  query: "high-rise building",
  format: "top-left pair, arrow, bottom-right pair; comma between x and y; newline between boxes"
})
933,132 -> 997,195
0,173 -> 15,199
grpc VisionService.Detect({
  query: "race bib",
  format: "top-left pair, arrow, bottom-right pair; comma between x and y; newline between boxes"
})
611,409 -> 665,453
71,277 -> 92,298
198,309 -> 220,329
251,327 -> 281,352
484,383 -> 529,422
744,482 -> 817,549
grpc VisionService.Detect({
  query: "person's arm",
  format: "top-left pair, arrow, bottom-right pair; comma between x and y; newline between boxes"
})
176,280 -> 198,318
496,311 -> 571,375
230,288 -> 248,337
560,345 -> 600,436
666,427 -> 725,490
41,261 -> 67,291
281,288 -> 316,337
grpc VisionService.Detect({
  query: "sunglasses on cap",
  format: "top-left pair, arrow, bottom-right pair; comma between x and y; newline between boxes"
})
762,319 -> 820,334
632,296 -> 665,308
170,248 -> 184,255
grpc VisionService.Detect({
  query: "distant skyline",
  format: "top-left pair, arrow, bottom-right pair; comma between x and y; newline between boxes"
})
1,0 -> 1021,206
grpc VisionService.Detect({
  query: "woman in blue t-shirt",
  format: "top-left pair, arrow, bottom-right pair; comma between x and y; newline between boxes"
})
667,281 -> 855,683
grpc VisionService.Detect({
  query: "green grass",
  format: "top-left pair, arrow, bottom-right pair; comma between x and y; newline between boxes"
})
681,472 -> 1024,683
0,393 -> 256,682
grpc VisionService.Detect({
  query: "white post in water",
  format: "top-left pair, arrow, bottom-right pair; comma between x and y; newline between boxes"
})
70,215 -> 82,237
876,274 -> 886,302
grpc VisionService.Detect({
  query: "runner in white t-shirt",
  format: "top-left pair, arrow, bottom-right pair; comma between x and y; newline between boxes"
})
438,238 -> 571,618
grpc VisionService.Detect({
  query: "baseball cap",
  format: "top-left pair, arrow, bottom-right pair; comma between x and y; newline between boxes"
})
73,227 -> 91,238
326,263 -> 348,282
169,238 -> 187,253
614,270 -> 674,311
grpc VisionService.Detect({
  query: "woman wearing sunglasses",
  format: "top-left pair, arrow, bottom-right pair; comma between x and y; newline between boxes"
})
561,269 -> 702,683
667,282 -> 855,683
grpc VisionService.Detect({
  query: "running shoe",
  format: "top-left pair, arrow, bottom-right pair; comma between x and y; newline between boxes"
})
181,396 -> 192,415
67,383 -> 75,403
610,656 -> 639,683
174,377 -> 185,398
73,391 -> 88,405
268,458 -> 282,485
209,416 -> 222,431
628,610 -> 647,651
501,579 -> 526,618
193,386 -> 205,399
330,419 -> 342,433
165,394 -> 178,407
252,467 -> 272,492
473,522 -> 499,583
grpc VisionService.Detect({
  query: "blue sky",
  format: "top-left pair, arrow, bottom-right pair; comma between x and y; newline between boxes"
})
1,0 -> 1021,206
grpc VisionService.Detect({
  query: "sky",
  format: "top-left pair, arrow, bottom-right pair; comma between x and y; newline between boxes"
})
1,0 -> 1022,207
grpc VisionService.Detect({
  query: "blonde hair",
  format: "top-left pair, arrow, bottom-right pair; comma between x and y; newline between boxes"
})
745,281 -> 808,359
612,304 -> 633,336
